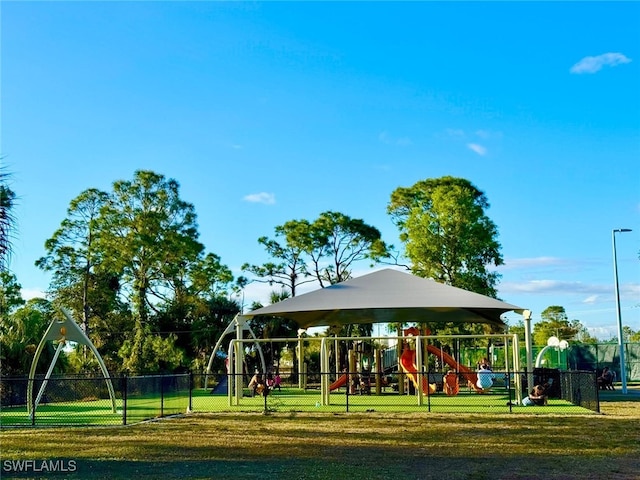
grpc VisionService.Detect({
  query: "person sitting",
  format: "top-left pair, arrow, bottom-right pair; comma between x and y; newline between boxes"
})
443,370 -> 460,396
350,373 -> 360,395
266,373 -> 275,390
522,384 -> 548,406
359,374 -> 371,395
248,372 -> 262,397
597,367 -> 615,390
476,364 -> 495,393
256,377 -> 268,396
477,357 -> 492,370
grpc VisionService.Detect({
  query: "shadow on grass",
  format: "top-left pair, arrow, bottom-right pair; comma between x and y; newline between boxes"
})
2,450 -> 640,480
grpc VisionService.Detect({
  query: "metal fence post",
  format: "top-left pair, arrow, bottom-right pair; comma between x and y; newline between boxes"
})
345,372 -> 349,413
594,370 -> 600,413
160,375 -> 165,418
122,375 -> 128,426
189,371 -> 193,413
507,372 -> 513,413
426,366 -> 431,413
30,379 -> 36,426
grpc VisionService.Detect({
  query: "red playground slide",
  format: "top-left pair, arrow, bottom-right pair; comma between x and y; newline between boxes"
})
400,346 -> 482,393
424,344 -> 480,390
329,374 -> 348,391
399,350 -> 436,394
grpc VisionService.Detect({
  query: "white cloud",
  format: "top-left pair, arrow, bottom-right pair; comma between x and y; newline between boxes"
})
475,129 -> 502,140
499,256 -> 567,270
500,279 -> 569,293
499,280 -> 639,301
445,128 -> 465,138
570,52 -> 632,74
582,295 -> 599,304
379,131 -> 412,146
243,192 -> 276,205
500,280 -> 603,295
467,143 -> 487,156
21,288 -> 47,301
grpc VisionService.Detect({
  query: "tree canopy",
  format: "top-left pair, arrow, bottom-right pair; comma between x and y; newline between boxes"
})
0,168 -> 16,272
388,176 -> 503,298
532,305 -> 590,345
12,168 -> 632,375
244,211 -> 390,295
36,170 -> 242,374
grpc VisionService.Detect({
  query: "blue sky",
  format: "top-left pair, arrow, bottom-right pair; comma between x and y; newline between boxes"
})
2,2 -> 639,339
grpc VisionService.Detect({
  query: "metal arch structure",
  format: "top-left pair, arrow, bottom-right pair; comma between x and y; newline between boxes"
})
27,309 -> 117,416
204,314 -> 266,388
535,336 -> 569,368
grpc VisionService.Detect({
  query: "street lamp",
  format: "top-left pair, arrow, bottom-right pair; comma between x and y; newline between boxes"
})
612,228 -> 632,394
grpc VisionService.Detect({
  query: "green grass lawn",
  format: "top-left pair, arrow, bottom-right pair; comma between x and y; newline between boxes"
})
192,387 -> 596,415
0,392 -> 190,427
1,386 -> 594,428
2,387 -> 636,479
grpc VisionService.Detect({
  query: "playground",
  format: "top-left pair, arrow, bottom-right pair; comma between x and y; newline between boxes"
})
0,367 -> 597,427
0,322 -> 601,427
3,270 -> 606,427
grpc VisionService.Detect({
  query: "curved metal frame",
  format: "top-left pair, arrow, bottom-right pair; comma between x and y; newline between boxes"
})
27,309 -> 117,416
204,314 -> 266,389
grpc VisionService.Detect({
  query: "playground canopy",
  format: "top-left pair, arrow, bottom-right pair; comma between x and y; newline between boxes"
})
244,268 -> 523,330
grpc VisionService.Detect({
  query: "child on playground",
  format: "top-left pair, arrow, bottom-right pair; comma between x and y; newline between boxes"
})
522,384 -> 548,406
443,370 -> 459,396
248,372 -> 263,397
476,363 -> 495,392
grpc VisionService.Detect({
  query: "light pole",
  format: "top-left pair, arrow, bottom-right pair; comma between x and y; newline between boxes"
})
612,228 -> 632,394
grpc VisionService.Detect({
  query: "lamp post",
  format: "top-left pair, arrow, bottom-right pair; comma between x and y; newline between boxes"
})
612,228 -> 632,394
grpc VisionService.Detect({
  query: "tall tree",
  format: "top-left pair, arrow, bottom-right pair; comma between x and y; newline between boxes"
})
36,188 -> 111,336
305,211 -> 390,287
157,252 -> 241,369
242,220 -> 316,297
244,212 -> 389,295
0,270 -> 24,348
97,170 -> 204,373
532,306 -> 582,345
388,176 -> 503,298
0,168 -> 16,272
0,271 -> 25,327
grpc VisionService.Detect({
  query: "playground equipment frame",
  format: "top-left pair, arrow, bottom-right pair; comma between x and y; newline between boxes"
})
225,332 -> 522,406
27,309 -> 117,417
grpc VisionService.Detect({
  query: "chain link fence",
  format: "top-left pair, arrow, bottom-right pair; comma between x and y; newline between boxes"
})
0,374 -> 191,427
1,369 -> 598,427
191,369 -> 599,415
